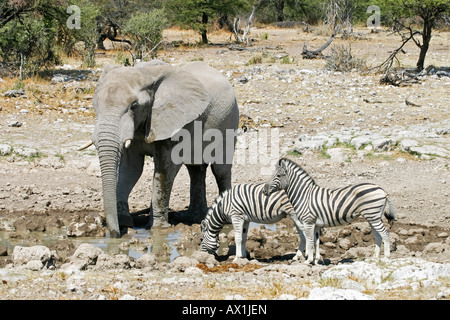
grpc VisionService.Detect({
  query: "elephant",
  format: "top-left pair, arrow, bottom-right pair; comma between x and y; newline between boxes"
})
79,60 -> 239,238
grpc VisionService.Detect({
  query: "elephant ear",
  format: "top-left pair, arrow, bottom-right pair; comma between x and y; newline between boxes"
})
144,69 -> 211,143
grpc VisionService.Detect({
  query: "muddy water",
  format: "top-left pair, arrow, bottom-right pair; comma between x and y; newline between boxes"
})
0,221 -> 276,263
0,227 -> 181,262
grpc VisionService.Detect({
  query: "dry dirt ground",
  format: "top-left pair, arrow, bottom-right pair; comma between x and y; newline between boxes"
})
0,26 -> 449,300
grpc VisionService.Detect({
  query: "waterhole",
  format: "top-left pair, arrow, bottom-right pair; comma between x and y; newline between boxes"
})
0,218 -> 276,263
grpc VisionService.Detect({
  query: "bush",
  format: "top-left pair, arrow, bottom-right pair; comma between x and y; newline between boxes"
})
0,13 -> 61,77
325,45 -> 367,72
123,9 -> 168,61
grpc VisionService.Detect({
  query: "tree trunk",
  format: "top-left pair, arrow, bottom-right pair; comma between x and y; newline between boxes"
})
274,0 -> 285,22
416,19 -> 433,71
201,12 -> 208,44
97,34 -> 106,50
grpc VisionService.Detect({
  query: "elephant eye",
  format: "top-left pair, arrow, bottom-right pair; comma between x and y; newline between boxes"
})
129,102 -> 138,111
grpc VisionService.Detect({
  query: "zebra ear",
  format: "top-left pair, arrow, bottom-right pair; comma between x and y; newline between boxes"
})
279,159 -> 287,172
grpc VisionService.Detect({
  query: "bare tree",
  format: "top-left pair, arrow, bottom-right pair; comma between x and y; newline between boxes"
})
325,0 -> 354,34
233,0 -> 262,44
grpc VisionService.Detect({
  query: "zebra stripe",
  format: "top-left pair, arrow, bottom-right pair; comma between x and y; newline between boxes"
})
264,158 -> 395,264
200,183 -> 303,260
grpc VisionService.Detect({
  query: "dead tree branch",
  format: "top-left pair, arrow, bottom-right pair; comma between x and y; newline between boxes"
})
301,32 -> 337,59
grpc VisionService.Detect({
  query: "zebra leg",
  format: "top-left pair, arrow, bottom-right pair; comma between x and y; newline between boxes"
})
372,227 -> 382,259
369,220 -> 390,259
303,222 -> 316,264
313,226 -> 322,264
290,215 -> 306,261
241,221 -> 250,259
231,215 -> 246,261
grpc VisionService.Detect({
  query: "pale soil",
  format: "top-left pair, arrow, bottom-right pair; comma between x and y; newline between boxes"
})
0,26 -> 449,300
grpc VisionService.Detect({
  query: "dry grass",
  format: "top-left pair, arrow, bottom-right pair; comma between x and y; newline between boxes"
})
325,44 -> 368,72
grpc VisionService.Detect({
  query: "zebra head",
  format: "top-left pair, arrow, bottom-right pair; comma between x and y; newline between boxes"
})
200,219 -> 220,255
263,159 -> 289,196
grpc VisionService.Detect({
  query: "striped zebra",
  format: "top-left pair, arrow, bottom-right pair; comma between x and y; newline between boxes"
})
200,183 -> 305,261
263,158 -> 395,264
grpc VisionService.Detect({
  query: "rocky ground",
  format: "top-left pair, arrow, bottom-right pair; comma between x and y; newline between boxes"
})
0,27 -> 449,300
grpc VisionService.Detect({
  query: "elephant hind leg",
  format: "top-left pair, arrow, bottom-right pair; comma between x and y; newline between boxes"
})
211,163 -> 232,194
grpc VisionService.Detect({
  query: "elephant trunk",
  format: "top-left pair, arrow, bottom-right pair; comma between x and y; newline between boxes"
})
97,119 -> 121,238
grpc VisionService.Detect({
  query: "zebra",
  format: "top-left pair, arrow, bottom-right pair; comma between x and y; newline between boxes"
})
263,158 -> 396,264
200,183 -> 305,261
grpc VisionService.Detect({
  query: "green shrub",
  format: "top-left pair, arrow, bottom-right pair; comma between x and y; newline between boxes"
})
123,9 -> 168,61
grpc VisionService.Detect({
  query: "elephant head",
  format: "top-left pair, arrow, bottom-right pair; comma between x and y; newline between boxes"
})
83,62 -> 211,237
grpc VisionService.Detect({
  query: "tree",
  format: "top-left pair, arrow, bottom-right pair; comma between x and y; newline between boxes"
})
92,0 -> 155,50
123,9 -> 167,61
68,0 -> 101,67
378,0 -> 450,71
0,0 -> 66,76
167,0 -> 250,44
325,0 -> 355,34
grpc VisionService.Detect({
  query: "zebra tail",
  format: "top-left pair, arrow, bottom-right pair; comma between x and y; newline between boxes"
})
384,196 -> 396,228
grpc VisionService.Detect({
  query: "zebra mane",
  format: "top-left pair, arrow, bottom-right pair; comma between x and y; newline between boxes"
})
279,157 -> 316,185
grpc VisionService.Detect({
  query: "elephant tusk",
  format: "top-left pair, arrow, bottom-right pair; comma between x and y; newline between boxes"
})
77,139 -> 93,151
124,139 -> 131,148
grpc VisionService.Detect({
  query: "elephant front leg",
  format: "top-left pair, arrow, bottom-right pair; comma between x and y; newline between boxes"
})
116,149 -> 145,234
149,156 -> 181,228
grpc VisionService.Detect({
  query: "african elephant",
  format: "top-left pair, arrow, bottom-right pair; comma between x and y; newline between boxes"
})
79,60 -> 239,238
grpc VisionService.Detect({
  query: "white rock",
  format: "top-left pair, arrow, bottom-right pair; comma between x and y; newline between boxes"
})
136,253 -> 157,269
391,261 -> 448,282
372,138 -> 392,152
0,144 -> 12,156
14,147 -> 38,158
184,266 -> 204,275
172,256 -> 198,271
39,156 -> 65,169
70,243 -> 103,265
409,145 -> 449,158
23,260 -> 44,271
350,136 -> 372,150
308,287 -> 375,300
12,245 -> 55,269
400,139 -> 419,152
321,261 -> 384,284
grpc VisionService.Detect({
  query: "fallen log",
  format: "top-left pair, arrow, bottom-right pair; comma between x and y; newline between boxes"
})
301,33 -> 337,59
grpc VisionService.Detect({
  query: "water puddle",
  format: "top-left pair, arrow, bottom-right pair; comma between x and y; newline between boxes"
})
0,220 -> 276,263
0,227 -> 183,263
